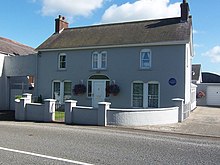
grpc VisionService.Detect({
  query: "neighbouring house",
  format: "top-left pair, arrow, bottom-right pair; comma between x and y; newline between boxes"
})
197,72 -> 220,106
35,0 -> 194,110
0,37 -> 36,110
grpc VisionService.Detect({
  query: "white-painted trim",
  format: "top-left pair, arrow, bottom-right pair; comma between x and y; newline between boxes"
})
91,51 -> 107,70
52,80 -> 62,102
92,80 -> 106,108
148,81 -> 160,108
140,49 -> 151,69
131,81 -> 144,108
58,53 -> 67,70
52,80 -> 72,104
0,146 -> 93,165
143,83 -> 148,108
38,40 -> 189,52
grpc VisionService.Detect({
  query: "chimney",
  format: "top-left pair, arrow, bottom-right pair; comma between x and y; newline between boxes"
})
55,15 -> 69,33
180,0 -> 190,22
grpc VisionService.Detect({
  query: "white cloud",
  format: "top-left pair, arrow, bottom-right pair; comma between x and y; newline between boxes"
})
194,44 -> 204,48
101,0 -> 181,23
203,46 -> 220,63
193,29 -> 198,34
41,0 -> 104,18
193,29 -> 206,35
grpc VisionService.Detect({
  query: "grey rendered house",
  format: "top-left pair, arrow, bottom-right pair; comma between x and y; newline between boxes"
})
36,0 -> 193,109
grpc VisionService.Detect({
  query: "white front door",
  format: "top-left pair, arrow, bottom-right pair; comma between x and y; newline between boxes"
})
92,81 -> 106,108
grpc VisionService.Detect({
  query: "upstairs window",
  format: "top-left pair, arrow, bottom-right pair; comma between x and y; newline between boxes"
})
92,51 -> 107,69
92,52 -> 99,69
140,49 -> 151,69
59,53 -> 66,70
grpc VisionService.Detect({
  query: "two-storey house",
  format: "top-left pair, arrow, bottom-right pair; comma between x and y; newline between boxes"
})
36,0 -> 193,109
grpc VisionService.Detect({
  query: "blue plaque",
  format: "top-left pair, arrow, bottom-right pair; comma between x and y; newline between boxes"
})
169,78 -> 177,86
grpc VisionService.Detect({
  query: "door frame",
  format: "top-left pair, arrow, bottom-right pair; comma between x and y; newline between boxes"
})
92,80 -> 106,108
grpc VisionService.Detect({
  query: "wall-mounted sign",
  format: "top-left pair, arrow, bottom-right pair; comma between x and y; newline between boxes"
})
169,78 -> 177,86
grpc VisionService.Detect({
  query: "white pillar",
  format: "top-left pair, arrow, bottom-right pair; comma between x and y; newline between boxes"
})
65,100 -> 77,124
172,98 -> 184,122
22,93 -> 32,102
44,99 -> 56,122
98,102 -> 111,126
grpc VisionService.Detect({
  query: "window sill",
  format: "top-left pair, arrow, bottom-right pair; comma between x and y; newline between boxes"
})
138,68 -> 152,71
57,69 -> 67,71
91,68 -> 107,71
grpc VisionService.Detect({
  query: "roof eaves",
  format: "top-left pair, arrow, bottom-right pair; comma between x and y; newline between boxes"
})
37,40 -> 189,52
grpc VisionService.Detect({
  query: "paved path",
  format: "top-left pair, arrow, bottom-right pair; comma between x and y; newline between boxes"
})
131,106 -> 220,138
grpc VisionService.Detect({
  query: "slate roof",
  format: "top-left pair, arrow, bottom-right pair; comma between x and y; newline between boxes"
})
192,64 -> 201,81
37,16 -> 192,50
0,37 -> 36,56
202,72 -> 220,83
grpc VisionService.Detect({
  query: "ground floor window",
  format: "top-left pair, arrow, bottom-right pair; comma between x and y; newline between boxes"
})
132,82 -> 144,107
132,81 -> 159,108
52,80 -> 72,104
148,83 -> 159,108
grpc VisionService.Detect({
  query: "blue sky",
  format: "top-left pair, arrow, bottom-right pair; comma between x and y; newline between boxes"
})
0,0 -> 220,74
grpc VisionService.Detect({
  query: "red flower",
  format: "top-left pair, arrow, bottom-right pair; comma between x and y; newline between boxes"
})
73,84 -> 86,95
197,91 -> 205,98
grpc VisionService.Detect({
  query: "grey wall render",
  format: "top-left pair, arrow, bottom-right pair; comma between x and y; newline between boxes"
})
37,45 -> 186,108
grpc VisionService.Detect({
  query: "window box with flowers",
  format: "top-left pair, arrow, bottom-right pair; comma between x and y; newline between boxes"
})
73,84 -> 86,95
197,91 -> 205,98
106,84 -> 120,96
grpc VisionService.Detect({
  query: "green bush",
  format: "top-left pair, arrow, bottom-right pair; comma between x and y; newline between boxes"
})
15,95 -> 22,100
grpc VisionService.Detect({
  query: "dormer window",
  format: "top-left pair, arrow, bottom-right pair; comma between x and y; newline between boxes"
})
58,53 -> 66,70
140,49 -> 151,69
92,51 -> 107,70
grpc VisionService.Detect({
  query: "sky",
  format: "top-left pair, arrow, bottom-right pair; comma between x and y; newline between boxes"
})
0,0 -> 220,74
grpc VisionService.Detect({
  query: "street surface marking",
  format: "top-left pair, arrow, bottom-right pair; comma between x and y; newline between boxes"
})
0,146 -> 93,165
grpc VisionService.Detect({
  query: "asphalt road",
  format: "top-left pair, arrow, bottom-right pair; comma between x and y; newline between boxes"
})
0,121 -> 219,165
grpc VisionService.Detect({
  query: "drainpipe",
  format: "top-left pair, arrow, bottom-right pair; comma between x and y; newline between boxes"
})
35,52 -> 39,97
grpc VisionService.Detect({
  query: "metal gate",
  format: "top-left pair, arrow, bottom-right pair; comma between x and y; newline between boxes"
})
55,101 -> 65,122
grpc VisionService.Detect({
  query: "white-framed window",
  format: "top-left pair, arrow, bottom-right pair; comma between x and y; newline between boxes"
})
58,53 -> 66,70
52,80 -> 72,104
92,51 -> 107,69
132,81 -> 160,108
132,82 -> 144,107
140,49 -> 151,69
148,82 -> 159,108
63,81 -> 72,100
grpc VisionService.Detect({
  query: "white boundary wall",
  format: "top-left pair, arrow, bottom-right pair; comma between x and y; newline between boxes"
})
15,93 -> 55,122
108,107 -> 178,126
15,95 -> 183,126
65,100 -> 181,126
